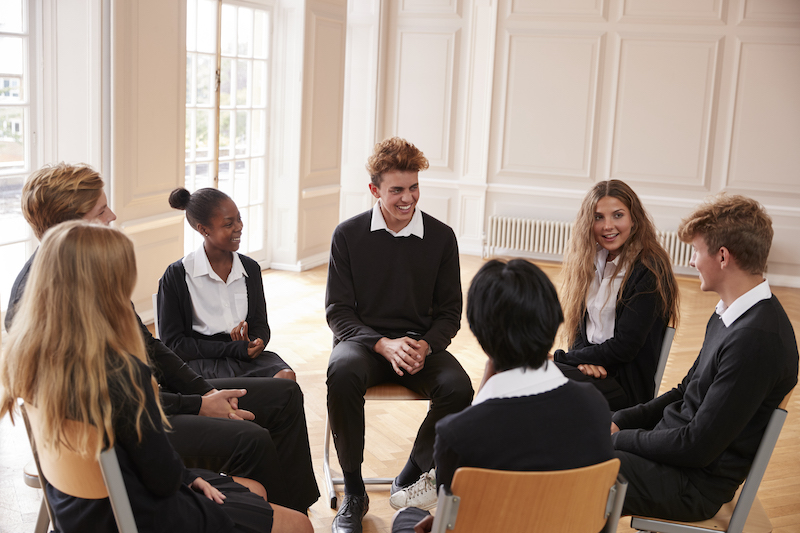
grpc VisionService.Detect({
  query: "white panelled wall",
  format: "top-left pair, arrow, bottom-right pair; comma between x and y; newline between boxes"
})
343,0 -> 800,287
35,0 -> 800,322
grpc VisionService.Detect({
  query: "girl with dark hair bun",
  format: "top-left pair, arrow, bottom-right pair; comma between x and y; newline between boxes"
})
553,180 -> 679,410
158,187 -> 295,380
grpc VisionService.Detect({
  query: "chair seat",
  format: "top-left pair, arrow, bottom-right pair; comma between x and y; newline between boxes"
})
364,383 -> 427,401
23,460 -> 41,489
631,488 -> 773,533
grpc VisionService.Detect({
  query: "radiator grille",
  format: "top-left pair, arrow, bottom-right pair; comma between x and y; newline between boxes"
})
485,216 -> 693,268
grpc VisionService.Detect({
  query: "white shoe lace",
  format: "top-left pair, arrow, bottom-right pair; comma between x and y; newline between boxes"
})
405,469 -> 436,501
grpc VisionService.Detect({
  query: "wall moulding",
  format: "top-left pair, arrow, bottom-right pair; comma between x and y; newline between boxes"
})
508,0 -> 606,21
618,0 -> 726,25
496,31 -> 603,180
399,0 -> 461,17
737,0 -> 800,27
608,33 -> 722,188
723,38 -> 800,196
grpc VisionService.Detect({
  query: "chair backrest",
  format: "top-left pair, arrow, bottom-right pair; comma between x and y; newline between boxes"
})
21,403 -> 139,533
152,293 -> 160,339
431,459 -> 627,533
725,389 -> 793,532
653,326 -> 676,398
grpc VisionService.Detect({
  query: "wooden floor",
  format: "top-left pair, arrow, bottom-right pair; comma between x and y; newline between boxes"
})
1,254 -> 799,532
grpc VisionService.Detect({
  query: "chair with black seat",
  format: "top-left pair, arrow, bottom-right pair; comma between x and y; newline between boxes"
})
631,390 -> 793,533
653,326 -> 676,398
429,459 -> 627,533
21,402 -> 139,533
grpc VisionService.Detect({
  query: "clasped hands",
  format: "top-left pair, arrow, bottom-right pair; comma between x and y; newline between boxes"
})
199,388 -> 255,421
230,320 -> 264,359
374,336 -> 429,376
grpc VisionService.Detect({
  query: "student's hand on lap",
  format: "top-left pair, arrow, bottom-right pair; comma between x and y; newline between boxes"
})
190,477 -> 226,504
610,422 -> 620,435
247,338 -> 264,358
230,320 -> 249,341
200,389 -> 256,421
375,337 -> 425,376
414,515 -> 434,533
578,363 -> 607,379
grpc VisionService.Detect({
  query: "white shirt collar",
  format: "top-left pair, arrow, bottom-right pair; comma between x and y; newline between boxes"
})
187,243 -> 248,285
472,362 -> 568,406
370,200 -> 425,238
715,279 -> 771,327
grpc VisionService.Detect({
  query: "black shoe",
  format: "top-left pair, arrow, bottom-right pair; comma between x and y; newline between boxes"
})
331,493 -> 369,533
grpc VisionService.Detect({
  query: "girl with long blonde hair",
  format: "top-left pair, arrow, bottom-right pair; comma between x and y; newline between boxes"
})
0,221 -> 311,533
553,180 -> 679,410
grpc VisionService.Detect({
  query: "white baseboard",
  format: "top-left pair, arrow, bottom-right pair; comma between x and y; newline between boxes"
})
271,251 -> 329,272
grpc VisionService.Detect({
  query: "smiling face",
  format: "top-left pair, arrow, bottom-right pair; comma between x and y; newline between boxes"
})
199,198 -> 243,253
690,235 -> 722,293
82,190 -> 117,225
369,169 -> 420,233
592,196 -> 633,260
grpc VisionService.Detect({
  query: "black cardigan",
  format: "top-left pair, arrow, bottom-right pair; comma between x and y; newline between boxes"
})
555,260 -> 668,406
157,253 -> 271,363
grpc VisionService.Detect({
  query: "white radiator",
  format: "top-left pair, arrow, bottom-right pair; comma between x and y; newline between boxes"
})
485,215 -> 694,269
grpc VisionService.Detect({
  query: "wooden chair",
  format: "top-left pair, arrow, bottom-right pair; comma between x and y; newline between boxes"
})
653,326 -> 676,398
631,390 -> 793,533
322,383 -> 429,508
21,403 -> 139,533
430,459 -> 627,533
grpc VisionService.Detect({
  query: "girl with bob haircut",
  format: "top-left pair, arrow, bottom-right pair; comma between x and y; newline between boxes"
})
391,258 -> 614,533
0,221 -> 312,533
159,187 -> 294,380
554,180 -> 679,410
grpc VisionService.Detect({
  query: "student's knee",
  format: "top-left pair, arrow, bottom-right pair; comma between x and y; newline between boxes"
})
274,369 -> 296,381
271,504 -> 313,533
326,343 -> 369,394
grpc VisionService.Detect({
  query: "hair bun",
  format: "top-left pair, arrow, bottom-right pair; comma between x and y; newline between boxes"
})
168,188 -> 191,210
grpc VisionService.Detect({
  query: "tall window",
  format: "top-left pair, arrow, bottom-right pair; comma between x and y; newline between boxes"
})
185,0 -> 271,260
0,0 -> 35,315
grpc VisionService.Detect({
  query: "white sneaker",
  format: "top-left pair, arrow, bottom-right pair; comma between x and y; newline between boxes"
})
389,469 -> 438,510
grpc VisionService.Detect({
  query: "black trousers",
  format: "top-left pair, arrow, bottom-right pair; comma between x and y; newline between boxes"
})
326,341 -> 473,474
167,377 -> 319,512
616,450 -> 722,521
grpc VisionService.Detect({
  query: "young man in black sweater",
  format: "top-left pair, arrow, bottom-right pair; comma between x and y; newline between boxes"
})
611,194 -> 798,521
325,138 -> 473,533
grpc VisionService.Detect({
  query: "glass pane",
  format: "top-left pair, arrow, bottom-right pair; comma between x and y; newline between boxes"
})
219,110 -> 231,158
220,58 -> 232,106
185,164 -> 194,190
196,109 -> 213,159
235,110 -> 248,156
221,3 -> 237,56
250,157 -> 265,204
236,60 -> 249,106
0,174 -> 25,239
196,0 -> 217,54
239,206 -> 250,252
238,8 -> 253,57
247,204 -> 263,253
0,107 -> 25,171
195,162 -> 213,189
0,0 -> 24,34
185,54 -> 195,105
254,10 -> 269,59
252,60 -> 266,108
0,241 -> 27,313
196,54 -> 212,105
233,160 -> 248,205
251,110 -> 265,156
218,161 -> 232,196
185,109 -> 195,160
0,36 -> 24,75
0,76 -> 23,103
186,0 -> 197,51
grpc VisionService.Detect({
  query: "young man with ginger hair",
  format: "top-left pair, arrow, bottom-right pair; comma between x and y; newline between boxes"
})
611,194 -> 797,521
325,138 -> 473,533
